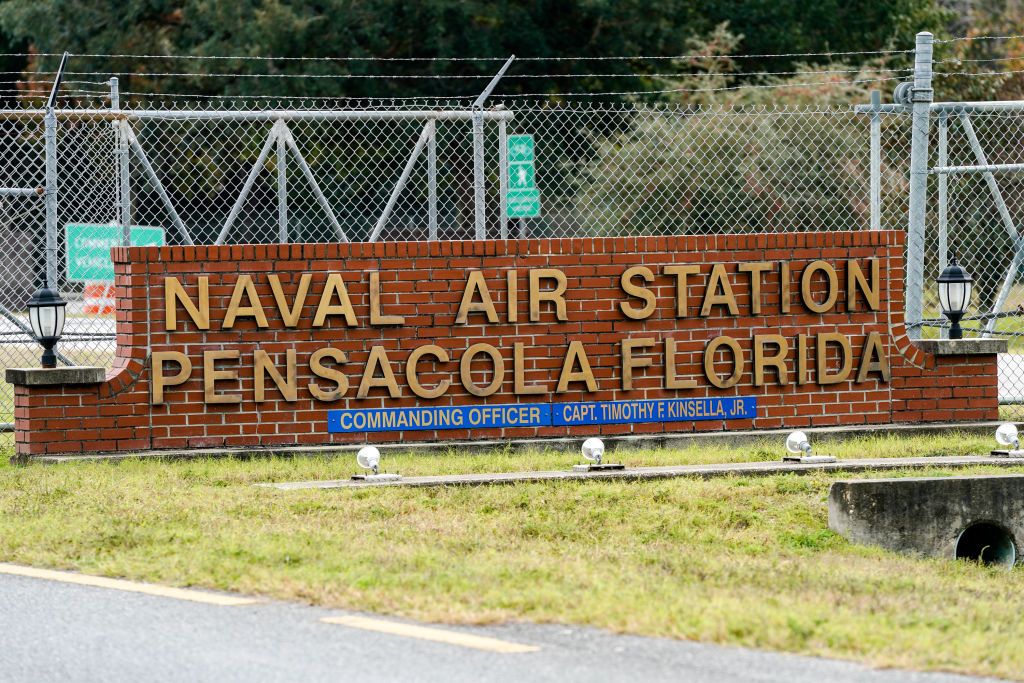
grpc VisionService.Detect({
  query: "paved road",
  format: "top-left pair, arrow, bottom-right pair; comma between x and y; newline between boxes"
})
0,571 -> 999,683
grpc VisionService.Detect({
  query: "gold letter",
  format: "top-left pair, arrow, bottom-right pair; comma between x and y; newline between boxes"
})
370,271 -> 405,326
816,333 -> 852,384
753,334 -> 789,386
407,345 -> 451,399
203,350 -> 241,404
847,259 -> 880,312
223,274 -> 270,329
665,338 -> 698,389
151,351 -> 191,404
738,262 -> 772,315
621,337 -> 655,390
254,349 -> 297,402
308,348 -> 349,401
268,273 -> 311,328
455,271 -> 499,324
460,343 -> 505,397
619,266 -> 656,320
665,265 -> 700,317
703,336 -> 743,389
797,334 -> 811,385
164,276 -> 209,331
357,346 -> 401,398
700,264 -> 739,317
514,342 -> 545,395
556,341 -> 598,393
856,331 -> 891,383
313,273 -> 357,327
801,260 -> 839,314
781,262 -> 791,313
507,269 -> 519,323
529,269 -> 568,322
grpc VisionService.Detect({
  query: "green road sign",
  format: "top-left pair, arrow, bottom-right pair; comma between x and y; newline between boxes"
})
66,223 -> 165,282
507,189 -> 541,218
506,134 -> 541,218
507,134 -> 535,163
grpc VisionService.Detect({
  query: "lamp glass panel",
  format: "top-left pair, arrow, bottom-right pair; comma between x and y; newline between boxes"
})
942,281 -> 968,313
54,305 -> 65,338
37,305 -> 57,338
28,305 -> 42,339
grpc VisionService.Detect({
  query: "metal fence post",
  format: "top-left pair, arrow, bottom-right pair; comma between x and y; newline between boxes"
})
110,77 -> 131,247
43,110 -> 58,291
498,117 -> 509,239
427,119 -> 438,240
471,109 -> 486,239
470,56 -> 515,241
906,31 -> 934,339
277,128 -> 287,243
937,109 -> 948,339
869,90 -> 881,231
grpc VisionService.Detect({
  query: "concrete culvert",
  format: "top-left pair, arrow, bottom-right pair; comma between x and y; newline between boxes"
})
955,522 -> 1017,568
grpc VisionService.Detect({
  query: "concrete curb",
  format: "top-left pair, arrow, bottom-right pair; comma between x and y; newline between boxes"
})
258,455 -> 1024,491
21,421 -> 1012,465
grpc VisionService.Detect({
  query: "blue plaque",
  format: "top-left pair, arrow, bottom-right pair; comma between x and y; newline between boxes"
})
551,397 -> 756,426
329,403 -> 552,433
328,397 -> 755,433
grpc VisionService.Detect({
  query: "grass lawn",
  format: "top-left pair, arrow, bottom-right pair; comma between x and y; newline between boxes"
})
2,431 -> 1024,678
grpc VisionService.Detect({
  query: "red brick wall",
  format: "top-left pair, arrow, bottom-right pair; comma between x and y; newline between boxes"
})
11,231 -> 1000,457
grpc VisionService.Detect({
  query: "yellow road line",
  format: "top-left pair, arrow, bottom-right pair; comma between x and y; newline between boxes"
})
321,615 -> 540,653
0,563 -> 259,606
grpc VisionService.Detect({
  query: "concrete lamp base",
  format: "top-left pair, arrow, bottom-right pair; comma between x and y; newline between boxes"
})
351,473 -> 403,482
782,455 -> 838,464
572,463 -> 626,472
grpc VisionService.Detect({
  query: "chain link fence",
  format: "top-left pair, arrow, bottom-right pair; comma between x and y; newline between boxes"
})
0,99 -> 920,422
921,107 -> 1024,415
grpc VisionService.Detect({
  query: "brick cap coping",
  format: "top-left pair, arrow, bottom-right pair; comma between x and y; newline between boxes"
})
261,455 -> 1024,490
21,421 -> 1011,465
5,366 -> 105,386
913,339 -> 1007,355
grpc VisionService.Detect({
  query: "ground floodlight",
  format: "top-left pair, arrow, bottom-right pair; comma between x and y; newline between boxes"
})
356,445 -> 381,473
581,437 -> 605,464
992,424 -> 1024,458
996,424 -> 1019,449
572,437 -> 624,473
351,446 -> 401,483
785,431 -> 812,456
782,430 -> 836,464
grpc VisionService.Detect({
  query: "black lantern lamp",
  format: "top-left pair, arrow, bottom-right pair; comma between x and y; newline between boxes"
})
26,286 -> 66,368
937,253 -> 973,340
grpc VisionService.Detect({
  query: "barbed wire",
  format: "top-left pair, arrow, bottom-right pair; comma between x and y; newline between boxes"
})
934,34 -> 1024,44
7,68 -> 911,81
2,48 -> 913,62
121,90 -> 476,101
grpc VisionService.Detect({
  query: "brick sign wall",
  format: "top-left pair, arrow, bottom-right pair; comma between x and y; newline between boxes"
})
11,231 -> 1000,458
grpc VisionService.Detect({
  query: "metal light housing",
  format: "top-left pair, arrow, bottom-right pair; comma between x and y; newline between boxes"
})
937,254 -> 973,340
785,431 -> 812,456
581,437 -> 605,465
995,423 -> 1020,450
26,286 -> 66,368
356,445 -> 381,474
